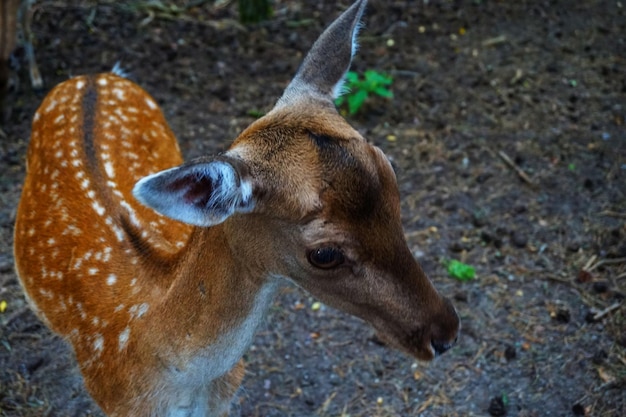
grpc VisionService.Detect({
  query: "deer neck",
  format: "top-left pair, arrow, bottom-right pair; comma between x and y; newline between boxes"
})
139,220 -> 280,379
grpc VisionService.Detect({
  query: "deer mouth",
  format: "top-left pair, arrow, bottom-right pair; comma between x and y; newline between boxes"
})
372,327 -> 433,361
376,330 -> 457,361
373,310 -> 460,361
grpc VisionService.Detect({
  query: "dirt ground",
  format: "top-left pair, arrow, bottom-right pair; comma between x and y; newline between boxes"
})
1,0 -> 625,416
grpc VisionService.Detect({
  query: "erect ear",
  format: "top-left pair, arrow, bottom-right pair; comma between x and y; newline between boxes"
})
275,0 -> 367,108
133,155 -> 254,227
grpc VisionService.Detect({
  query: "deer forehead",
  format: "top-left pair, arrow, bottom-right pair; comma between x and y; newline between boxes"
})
230,108 -> 394,222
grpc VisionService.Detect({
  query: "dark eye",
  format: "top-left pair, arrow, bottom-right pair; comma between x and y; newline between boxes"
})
308,247 -> 345,269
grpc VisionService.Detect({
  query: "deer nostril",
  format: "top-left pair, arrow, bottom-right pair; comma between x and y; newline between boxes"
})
431,337 -> 456,356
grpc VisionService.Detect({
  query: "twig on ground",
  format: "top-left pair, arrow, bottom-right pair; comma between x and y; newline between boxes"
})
587,257 -> 626,272
404,229 -> 431,240
594,379 -> 624,393
470,342 -> 488,366
583,255 -> 598,271
542,273 -> 575,285
598,210 -> 626,219
482,35 -> 507,47
497,150 -> 536,186
591,302 -> 622,322
537,272 -> 602,307
415,396 -> 437,414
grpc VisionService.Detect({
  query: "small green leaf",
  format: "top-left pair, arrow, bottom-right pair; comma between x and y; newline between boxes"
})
446,260 -> 476,281
373,86 -> 394,98
238,0 -> 272,24
364,70 -> 393,85
348,89 -> 368,115
247,109 -> 265,118
335,70 -> 394,116
345,71 -> 359,83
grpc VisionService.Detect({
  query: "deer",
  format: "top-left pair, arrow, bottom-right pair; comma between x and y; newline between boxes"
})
13,0 -> 459,416
1,0 -> 42,116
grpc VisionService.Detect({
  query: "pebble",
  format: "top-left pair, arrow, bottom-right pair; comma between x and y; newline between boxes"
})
592,281 -> 610,293
572,403 -> 586,416
585,310 -> 599,323
510,231 -> 528,248
554,307 -> 571,323
454,291 -> 468,302
476,172 -> 492,184
504,345 -> 516,361
488,396 -> 507,416
566,242 -> 581,252
449,241 -> 471,253
472,213 -> 488,228
480,230 -> 503,248
591,349 -> 608,365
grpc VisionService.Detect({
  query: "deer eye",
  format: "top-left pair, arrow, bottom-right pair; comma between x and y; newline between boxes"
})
307,247 -> 345,269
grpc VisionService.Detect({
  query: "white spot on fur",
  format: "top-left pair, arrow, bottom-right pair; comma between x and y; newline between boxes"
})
104,161 -> 115,178
63,224 -> 82,236
145,97 -> 157,109
93,334 -> 104,352
107,274 -> 117,286
104,217 -> 125,242
77,305 -> 87,322
92,201 -> 105,216
44,99 -> 57,113
39,288 -> 54,299
103,247 -> 112,262
129,303 -> 149,319
118,327 -> 130,351
113,88 -> 125,100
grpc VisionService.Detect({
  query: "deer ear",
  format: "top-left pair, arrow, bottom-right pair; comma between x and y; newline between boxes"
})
276,0 -> 367,107
133,156 -> 254,227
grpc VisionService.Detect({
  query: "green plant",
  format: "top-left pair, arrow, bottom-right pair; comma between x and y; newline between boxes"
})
238,0 -> 272,23
445,259 -> 476,281
335,70 -> 393,115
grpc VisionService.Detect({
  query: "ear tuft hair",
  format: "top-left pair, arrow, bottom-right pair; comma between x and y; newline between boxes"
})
133,157 -> 254,227
276,0 -> 368,107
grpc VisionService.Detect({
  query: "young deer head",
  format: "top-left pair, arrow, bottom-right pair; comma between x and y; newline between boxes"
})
14,0 -> 459,415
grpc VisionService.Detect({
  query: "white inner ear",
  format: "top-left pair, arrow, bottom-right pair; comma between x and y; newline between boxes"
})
133,160 -> 255,228
332,20 -> 363,100
332,74 -> 349,100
